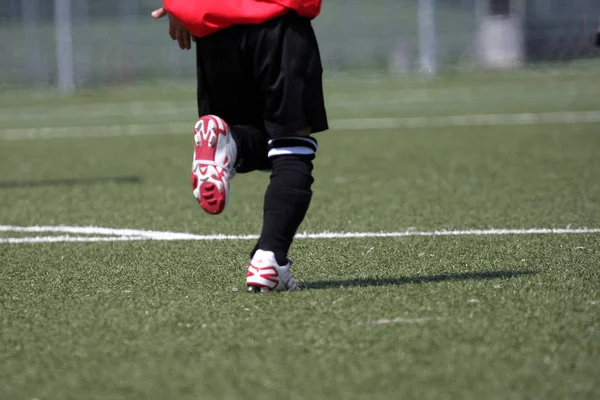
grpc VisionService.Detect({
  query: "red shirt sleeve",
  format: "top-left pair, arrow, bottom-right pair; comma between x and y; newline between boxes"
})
164,0 -> 322,38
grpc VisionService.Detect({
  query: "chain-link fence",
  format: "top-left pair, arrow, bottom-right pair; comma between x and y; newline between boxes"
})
0,0 -> 599,89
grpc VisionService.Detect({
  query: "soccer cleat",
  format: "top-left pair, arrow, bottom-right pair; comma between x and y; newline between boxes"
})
246,250 -> 298,293
190,115 -> 237,215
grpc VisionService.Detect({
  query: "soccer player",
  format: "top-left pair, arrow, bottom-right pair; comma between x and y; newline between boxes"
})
152,1 -> 328,292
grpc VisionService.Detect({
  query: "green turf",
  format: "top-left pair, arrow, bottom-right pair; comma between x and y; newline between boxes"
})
1,65 -> 599,399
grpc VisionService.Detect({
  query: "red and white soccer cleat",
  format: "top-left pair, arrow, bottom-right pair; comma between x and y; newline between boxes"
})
190,115 -> 237,215
246,250 -> 298,293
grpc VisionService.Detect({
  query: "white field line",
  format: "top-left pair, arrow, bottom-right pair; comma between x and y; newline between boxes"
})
3,83 -> 596,122
0,236 -> 147,244
1,225 -> 599,244
357,317 -> 434,326
0,225 -> 259,241
330,111 -> 600,130
0,123 -> 190,140
0,101 -> 195,122
1,111 -> 600,141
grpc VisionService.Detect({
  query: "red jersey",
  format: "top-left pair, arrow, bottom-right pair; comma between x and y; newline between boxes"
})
163,0 -> 322,38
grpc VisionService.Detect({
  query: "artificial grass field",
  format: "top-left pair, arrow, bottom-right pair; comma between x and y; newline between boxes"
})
1,64 -> 599,399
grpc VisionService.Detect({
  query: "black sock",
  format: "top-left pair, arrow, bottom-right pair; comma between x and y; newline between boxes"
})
254,137 -> 318,265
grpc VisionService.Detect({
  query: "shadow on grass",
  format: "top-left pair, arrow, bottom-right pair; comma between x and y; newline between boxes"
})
302,270 -> 535,290
0,176 -> 143,189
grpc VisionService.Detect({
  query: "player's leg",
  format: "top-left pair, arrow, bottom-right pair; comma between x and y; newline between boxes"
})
245,12 -> 328,292
192,28 -> 271,214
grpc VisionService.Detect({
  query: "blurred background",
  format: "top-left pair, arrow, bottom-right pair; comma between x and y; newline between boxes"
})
1,0 -> 599,90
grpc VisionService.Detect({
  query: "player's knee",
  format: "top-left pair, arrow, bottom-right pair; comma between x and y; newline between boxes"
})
268,136 -> 318,160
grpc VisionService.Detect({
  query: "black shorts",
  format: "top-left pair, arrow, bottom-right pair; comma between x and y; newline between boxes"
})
194,12 -> 328,139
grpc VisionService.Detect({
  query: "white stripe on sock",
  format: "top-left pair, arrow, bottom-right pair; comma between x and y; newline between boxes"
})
268,137 -> 318,150
268,146 -> 315,158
